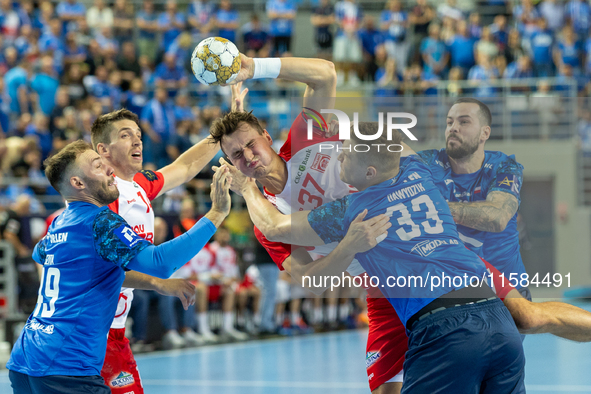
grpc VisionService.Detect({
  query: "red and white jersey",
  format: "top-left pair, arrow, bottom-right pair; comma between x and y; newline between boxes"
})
256,111 -> 364,276
173,243 -> 216,280
108,170 -> 165,329
210,241 -> 239,279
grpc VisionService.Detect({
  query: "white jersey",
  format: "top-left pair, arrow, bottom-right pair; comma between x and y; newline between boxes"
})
210,241 -> 239,279
258,111 -> 364,275
108,170 -> 164,329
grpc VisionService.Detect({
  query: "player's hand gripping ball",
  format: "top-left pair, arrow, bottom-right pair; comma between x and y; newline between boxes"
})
191,37 -> 241,86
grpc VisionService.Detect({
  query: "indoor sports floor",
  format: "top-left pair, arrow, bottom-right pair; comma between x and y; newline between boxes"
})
1,302 -> 591,393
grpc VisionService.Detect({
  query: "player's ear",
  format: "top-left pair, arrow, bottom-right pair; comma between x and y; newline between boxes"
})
480,125 -> 491,143
263,129 -> 273,145
96,142 -> 110,158
366,166 -> 377,179
69,175 -> 85,190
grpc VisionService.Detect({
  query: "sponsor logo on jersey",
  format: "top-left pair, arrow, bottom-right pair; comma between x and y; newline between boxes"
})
115,225 -> 144,248
386,183 -> 425,202
45,254 -> 54,266
496,174 -> 519,193
48,232 -> 68,243
111,372 -> 135,388
407,172 -> 421,181
294,149 -> 312,184
366,351 -> 381,368
311,153 -> 331,173
411,239 -> 459,257
444,179 -> 454,185
368,373 -> 374,380
127,199 -> 136,204
484,163 -> 493,170
25,319 -> 54,334
139,169 -> 158,181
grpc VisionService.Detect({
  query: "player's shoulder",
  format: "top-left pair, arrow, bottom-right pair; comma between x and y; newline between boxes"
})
416,148 -> 447,167
484,150 -> 524,173
93,207 -> 126,233
134,169 -> 162,183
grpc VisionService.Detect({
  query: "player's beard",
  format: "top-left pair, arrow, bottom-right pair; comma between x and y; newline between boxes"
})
446,133 -> 480,160
85,176 -> 120,205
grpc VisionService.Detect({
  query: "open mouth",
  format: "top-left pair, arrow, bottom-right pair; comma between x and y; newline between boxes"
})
131,151 -> 142,159
247,160 -> 259,169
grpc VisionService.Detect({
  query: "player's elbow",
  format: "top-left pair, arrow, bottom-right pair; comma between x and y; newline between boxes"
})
321,60 -> 337,85
265,221 -> 291,244
506,298 -> 545,334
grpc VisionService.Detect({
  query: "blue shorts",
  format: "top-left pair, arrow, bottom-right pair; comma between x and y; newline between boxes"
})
402,298 -> 525,394
9,370 -> 110,394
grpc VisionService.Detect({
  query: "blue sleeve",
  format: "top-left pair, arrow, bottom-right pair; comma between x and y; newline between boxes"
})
307,196 -> 350,244
33,236 -> 47,265
487,155 -> 523,203
126,216 -> 218,279
380,10 -> 389,24
93,209 -> 151,268
140,104 -> 152,122
416,149 -> 439,165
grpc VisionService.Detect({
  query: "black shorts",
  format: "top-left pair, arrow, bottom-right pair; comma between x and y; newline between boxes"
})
10,370 -> 110,394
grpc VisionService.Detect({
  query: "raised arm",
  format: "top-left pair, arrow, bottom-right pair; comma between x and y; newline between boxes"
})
122,271 -> 196,310
448,191 -> 518,232
156,135 -> 220,197
228,54 -> 337,111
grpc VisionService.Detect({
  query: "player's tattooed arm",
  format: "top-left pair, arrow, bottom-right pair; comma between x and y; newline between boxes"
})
123,271 -> 196,310
447,191 -> 519,232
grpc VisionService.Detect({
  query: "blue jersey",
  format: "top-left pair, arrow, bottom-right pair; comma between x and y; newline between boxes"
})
308,156 -> 487,327
7,201 -> 151,376
417,149 -> 526,284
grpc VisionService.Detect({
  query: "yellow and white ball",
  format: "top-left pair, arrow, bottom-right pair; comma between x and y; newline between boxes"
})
191,37 -> 241,86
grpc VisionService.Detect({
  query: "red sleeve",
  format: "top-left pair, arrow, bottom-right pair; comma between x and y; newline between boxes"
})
278,110 -> 341,162
133,170 -> 165,201
481,257 -> 514,300
254,225 -> 291,270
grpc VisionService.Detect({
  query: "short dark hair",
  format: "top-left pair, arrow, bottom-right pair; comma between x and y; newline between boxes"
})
453,98 -> 492,127
210,111 -> 265,145
90,108 -> 139,149
350,122 -> 403,171
44,140 -> 92,193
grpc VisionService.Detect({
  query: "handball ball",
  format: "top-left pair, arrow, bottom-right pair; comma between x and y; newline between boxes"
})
191,37 -> 241,86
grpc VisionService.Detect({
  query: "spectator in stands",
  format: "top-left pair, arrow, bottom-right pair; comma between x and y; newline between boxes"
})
29,56 -> 59,116
63,31 -> 87,67
539,0 -> 565,32
214,0 -> 239,43
530,18 -> 554,77
24,112 -> 51,160
108,70 -> 123,110
33,1 -> 54,36
408,0 -> 435,64
167,32 -> 194,73
267,0 -> 297,55
311,0 -> 335,59
448,20 -> 476,76
56,0 -> 86,33
4,60 -> 30,116
359,16 -> 384,81
95,25 -> 118,53
159,0 -> 186,52
154,52 -> 189,97
1,47 -> 19,75
468,53 -> 499,96
333,0 -> 363,85
381,0 -> 409,74
504,28 -> 525,65
504,54 -> 534,79
476,26 -> 499,60
446,66 -> 464,96
62,63 -> 87,102
243,14 -> 271,57
188,0 -> 215,44
437,0 -> 464,22
87,65 -> 111,101
439,15 -> 456,44
468,12 -> 482,39
86,0 -> 113,34
0,195 -> 40,314
124,78 -> 148,117
75,18 -> 93,47
565,0 -> 591,38
585,29 -> 591,75
420,23 -> 449,78
136,0 -> 159,63
49,87 -> 70,136
513,0 -> 540,39
117,41 -> 142,87
17,0 -> 34,29
0,0 -> 21,45
554,25 -> 583,74
490,14 -> 509,52
112,0 -> 135,45
236,266 -> 261,334
577,108 -> 591,153
0,79 -> 9,135
14,25 -> 37,60
375,56 -> 400,96
209,227 -> 249,341
39,18 -> 64,55
141,87 -> 176,169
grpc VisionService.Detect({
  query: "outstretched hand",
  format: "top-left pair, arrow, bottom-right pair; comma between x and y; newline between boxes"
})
210,164 -> 232,215
342,210 -> 391,254
155,279 -> 196,310
231,81 -> 249,112
225,54 -> 254,85
212,157 -> 256,196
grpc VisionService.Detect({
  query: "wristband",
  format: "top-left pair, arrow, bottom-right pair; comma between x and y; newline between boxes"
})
253,58 -> 282,79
